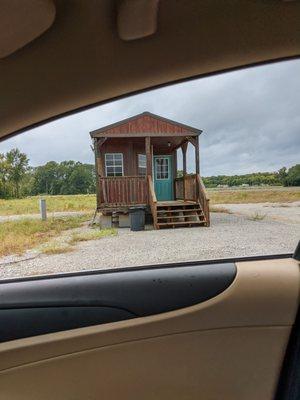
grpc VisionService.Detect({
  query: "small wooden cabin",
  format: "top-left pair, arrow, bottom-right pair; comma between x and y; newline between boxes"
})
90,112 -> 210,229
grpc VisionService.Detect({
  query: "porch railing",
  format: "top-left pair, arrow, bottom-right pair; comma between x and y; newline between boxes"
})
175,174 -> 210,226
98,176 -> 148,206
175,175 -> 197,201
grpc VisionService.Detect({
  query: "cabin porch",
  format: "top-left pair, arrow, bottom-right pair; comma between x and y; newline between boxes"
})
97,172 -> 210,229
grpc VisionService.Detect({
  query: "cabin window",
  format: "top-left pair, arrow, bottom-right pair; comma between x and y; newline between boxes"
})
105,153 -> 124,177
138,154 -> 147,176
155,157 -> 169,180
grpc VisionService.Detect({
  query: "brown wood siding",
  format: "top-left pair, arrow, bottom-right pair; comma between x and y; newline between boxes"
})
99,138 -> 145,176
100,115 -> 191,136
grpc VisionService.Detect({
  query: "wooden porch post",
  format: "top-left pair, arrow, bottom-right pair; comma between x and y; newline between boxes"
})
195,136 -> 200,201
181,141 -> 188,201
187,136 -> 200,200
173,149 -> 177,199
94,138 -> 101,208
94,138 -> 106,205
187,136 -> 200,201
195,135 -> 200,176
145,136 -> 152,177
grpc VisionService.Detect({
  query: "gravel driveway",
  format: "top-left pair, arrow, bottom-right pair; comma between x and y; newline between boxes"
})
214,201 -> 300,223
1,206 -> 299,280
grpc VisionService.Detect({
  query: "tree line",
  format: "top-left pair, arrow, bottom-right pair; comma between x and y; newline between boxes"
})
0,149 -> 95,199
202,166 -> 300,188
177,166 -> 299,188
0,148 -> 299,198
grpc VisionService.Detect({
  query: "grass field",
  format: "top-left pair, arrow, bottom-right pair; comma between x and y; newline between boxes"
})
0,188 -> 299,216
0,215 -> 90,257
0,194 -> 95,216
207,187 -> 300,204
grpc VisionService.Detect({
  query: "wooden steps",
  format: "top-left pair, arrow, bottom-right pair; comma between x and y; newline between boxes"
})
154,201 -> 207,229
157,214 -> 203,220
157,221 -> 205,227
147,175 -> 210,230
157,208 -> 202,214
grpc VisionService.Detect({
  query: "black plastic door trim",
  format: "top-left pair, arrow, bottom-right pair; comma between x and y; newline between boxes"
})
0,262 -> 236,342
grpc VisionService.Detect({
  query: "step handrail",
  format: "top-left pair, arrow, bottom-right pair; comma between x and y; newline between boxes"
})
148,175 -> 157,203
147,175 -> 158,228
196,174 -> 210,226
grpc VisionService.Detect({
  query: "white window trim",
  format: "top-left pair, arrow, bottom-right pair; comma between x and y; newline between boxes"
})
155,156 -> 170,181
105,153 -> 124,177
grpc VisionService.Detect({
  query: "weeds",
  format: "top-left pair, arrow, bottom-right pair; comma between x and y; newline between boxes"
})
0,215 -> 90,257
248,212 -> 267,221
69,229 -> 116,244
210,206 -> 231,214
41,243 -> 74,255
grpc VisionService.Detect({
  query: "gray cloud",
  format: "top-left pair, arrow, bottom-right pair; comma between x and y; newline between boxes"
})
1,59 -> 299,176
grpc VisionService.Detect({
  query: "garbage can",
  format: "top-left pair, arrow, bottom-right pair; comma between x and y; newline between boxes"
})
129,207 -> 145,231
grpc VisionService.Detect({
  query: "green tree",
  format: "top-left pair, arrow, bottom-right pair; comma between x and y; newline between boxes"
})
66,164 -> 94,194
32,161 -> 61,195
19,167 -> 35,197
0,153 -> 10,198
286,164 -> 300,186
277,167 -> 288,186
32,161 -> 96,195
6,149 -> 29,197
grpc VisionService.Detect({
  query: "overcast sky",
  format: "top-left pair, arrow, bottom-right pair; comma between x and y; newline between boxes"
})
1,59 -> 299,176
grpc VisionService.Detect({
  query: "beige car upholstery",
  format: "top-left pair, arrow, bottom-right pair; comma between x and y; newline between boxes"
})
0,0 -> 55,59
0,258 -> 299,400
117,0 -> 160,41
0,0 -> 299,140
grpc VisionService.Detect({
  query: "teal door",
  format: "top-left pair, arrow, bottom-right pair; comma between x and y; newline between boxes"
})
153,155 -> 173,201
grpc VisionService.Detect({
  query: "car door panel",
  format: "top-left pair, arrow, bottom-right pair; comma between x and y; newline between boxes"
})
0,263 -> 236,342
0,258 -> 298,399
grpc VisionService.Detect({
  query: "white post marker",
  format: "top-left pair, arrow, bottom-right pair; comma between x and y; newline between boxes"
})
39,198 -> 47,221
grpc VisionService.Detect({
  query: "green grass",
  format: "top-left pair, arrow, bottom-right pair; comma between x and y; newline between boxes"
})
0,194 -> 96,216
208,188 -> 300,204
0,215 -> 90,257
247,212 -> 267,221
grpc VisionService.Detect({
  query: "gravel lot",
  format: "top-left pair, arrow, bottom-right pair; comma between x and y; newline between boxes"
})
215,201 -> 300,223
0,202 -> 299,280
